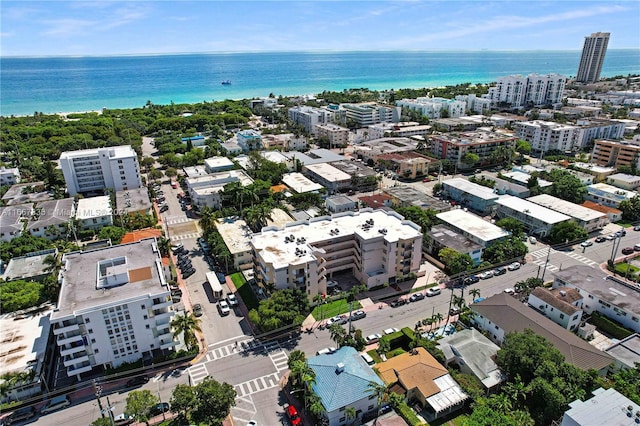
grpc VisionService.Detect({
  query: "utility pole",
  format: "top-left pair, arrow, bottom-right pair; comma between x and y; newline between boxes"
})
540,245 -> 552,283
105,396 -> 115,426
93,379 -> 106,419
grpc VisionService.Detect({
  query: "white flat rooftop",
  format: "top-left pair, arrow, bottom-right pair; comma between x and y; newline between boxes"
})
502,171 -> 552,187
282,172 -> 324,193
443,178 -> 499,201
588,183 -> 637,199
76,196 -> 112,220
204,157 -> 234,170
0,307 -> 52,376
216,216 -> 253,255
496,195 -> 571,224
527,194 -> 606,222
437,209 -> 510,242
252,209 -> 422,269
305,163 -> 351,182
573,162 -> 617,174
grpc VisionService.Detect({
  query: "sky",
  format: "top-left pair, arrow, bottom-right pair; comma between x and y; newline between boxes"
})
1,1 -> 639,57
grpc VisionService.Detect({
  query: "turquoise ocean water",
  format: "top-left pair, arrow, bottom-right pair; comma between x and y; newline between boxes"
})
1,50 -> 638,116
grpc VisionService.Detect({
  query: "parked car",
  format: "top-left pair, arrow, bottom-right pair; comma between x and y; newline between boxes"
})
316,347 -> 336,355
41,396 -> 70,414
504,288 -> 515,295
5,406 -> 37,424
478,270 -> 494,279
463,275 -> 479,285
193,304 -> 203,317
580,240 -> 593,247
622,247 -> 634,255
326,315 -> 348,326
171,289 -> 182,297
409,292 -> 425,302
383,327 -> 399,335
634,225 -> 640,231
171,244 -> 184,254
635,243 -> 640,251
493,267 -> 507,276
326,280 -> 340,289
508,262 -> 521,271
595,236 -> 606,243
616,229 -> 627,237
125,375 -> 149,388
227,293 -> 239,307
426,287 -> 442,297
182,268 -> 196,279
390,298 -> 407,308
350,310 -> 366,321
159,205 -> 169,213
365,334 -> 382,344
529,236 -> 537,244
148,402 -> 170,417
218,300 -> 230,316
449,307 -> 461,316
606,234 -> 617,240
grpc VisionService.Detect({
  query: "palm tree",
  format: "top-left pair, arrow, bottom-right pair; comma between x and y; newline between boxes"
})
157,237 -> 171,257
328,323 -> 346,347
198,206 -> 218,234
366,381 -> 390,421
503,375 -> 528,409
345,407 -> 357,425
469,288 -> 481,301
300,367 -> 316,409
171,312 -> 202,351
432,313 -> 444,329
43,252 -> 63,273
308,391 -> 326,422
452,295 -> 466,310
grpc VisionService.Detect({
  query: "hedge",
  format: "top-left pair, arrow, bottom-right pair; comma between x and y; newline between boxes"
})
590,312 -> 633,340
396,401 -> 427,426
386,348 -> 407,358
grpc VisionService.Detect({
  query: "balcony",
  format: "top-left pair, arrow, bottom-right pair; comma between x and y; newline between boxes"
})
63,353 -> 89,367
160,340 -> 178,350
57,331 -> 82,346
67,362 -> 92,376
54,322 -> 80,335
60,343 -> 86,357
153,310 -> 173,322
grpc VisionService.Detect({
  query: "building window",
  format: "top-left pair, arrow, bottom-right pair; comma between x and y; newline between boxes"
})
91,338 -> 96,344
340,407 -> 345,412
146,325 -> 150,329
88,328 -> 93,334
143,315 -> 148,320
94,349 -> 99,354
559,313 -> 565,319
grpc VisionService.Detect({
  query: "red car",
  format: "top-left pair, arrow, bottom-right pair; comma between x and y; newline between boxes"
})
285,403 -> 302,426
622,247 -> 634,255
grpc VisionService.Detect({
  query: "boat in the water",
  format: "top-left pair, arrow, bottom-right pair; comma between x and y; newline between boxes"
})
221,80 -> 231,85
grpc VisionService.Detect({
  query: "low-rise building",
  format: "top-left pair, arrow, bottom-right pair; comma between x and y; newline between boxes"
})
471,293 -> 613,373
1,182 -> 51,206
314,123 -> 350,148
1,248 -> 58,282
115,188 -> 152,216
251,209 -> 423,297
377,152 -> 434,180
0,203 -> 33,242
236,130 -> 263,151
495,195 -> 571,237
180,135 -> 206,147
441,178 -> 500,215
358,193 -> 392,210
585,183 -> 637,208
454,94 -> 492,114
527,194 -> 607,233
591,139 -> 640,168
282,148 -> 346,167
325,195 -> 356,214
384,186 -> 451,213
366,121 -> 432,139
553,266 -> 640,334
580,201 -> 621,223
483,175 -> 530,198
51,238 -> 176,379
436,209 -> 510,247
308,346 -> 384,426
429,130 -> 517,168
604,334 -> 640,371
204,157 -> 235,173
330,161 -> 378,192
396,97 -> 467,119
281,172 -> 324,194
186,170 -> 254,209
425,225 -> 483,265
436,329 -> 505,390
571,162 -> 617,183
561,388 -> 640,426
76,196 -> 113,230
26,198 -> 75,239
527,287 -> 584,331
220,141 -> 243,155
215,216 -> 253,271
0,167 -> 21,186
303,163 -> 352,194
606,173 -> 640,190
376,347 -> 468,421
501,171 -> 552,188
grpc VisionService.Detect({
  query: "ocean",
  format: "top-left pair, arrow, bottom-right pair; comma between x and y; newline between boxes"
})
1,50 -> 638,116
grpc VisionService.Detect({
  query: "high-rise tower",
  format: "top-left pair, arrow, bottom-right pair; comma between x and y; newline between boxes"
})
576,32 -> 610,84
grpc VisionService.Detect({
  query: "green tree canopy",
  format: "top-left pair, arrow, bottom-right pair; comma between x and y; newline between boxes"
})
190,377 -> 237,426
98,226 -> 127,244
619,195 -> 640,222
548,221 -> 588,245
482,238 -> 528,264
495,218 -> 525,239
248,288 -> 309,332
438,248 -> 473,275
545,170 -> 587,204
395,206 -> 438,233
0,280 -> 43,312
125,389 -> 158,426
170,384 -> 197,419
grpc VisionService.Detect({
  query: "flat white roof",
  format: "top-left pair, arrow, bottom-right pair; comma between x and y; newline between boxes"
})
607,173 -> 640,183
496,195 -> 571,224
502,171 -> 552,187
265,208 -> 294,228
573,162 -> 617,174
527,194 -> 605,222
588,183 -> 637,199
252,209 -> 422,269
215,216 -> 253,255
437,210 -> 510,242
0,308 -> 52,376
282,172 -> 324,193
443,178 -> 499,201
76,196 -> 112,220
204,156 -> 234,170
305,163 -> 351,182
183,166 -> 210,178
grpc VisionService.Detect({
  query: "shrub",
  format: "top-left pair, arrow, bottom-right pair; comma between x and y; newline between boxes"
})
395,401 -> 426,426
386,348 -> 407,358
590,312 -> 633,340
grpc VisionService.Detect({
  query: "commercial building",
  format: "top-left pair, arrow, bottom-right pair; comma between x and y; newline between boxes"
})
287,106 -> 333,134
425,225 -> 484,265
366,121 -> 432,139
436,209 -> 510,247
383,186 -> 451,213
0,203 -> 33,242
0,167 -> 20,186
51,238 -> 176,379
561,388 -> 638,426
396,97 -> 467,119
215,216 -> 253,271
325,195 -> 357,214
26,198 -> 75,239
314,123 -> 350,148
441,178 -> 500,215
576,32 -> 610,84
527,287 -> 584,331
76,196 -> 113,230
342,103 -> 401,127
486,73 -> 566,109
591,139 -> 640,168
527,194 -> 607,233
282,148 -> 346,167
585,183 -> 637,208
428,130 -> 517,168
574,119 -> 625,150
308,346 -> 384,426
553,266 -> 640,334
607,173 -> 640,190
330,161 -> 378,192
376,152 -> 434,180
514,121 -> 578,153
354,137 -> 419,163
186,170 -> 254,209
303,163 -> 352,194
472,293 -> 613,373
495,195 -> 571,236
251,209 -> 423,297
261,133 -> 307,151
115,188 -> 152,216
59,146 -> 142,196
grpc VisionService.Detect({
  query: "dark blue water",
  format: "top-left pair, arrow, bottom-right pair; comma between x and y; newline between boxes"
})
1,50 -> 638,116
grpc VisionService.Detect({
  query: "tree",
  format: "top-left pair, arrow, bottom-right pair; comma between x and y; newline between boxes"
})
148,169 -> 163,182
619,195 -> 640,222
469,288 -> 481,301
329,323 -> 347,347
366,381 -> 389,419
482,238 -> 528,264
98,226 -> 127,244
157,237 -> 171,257
496,330 -> 564,384
190,377 -> 237,426
548,221 -> 588,245
377,338 -> 390,355
463,153 -> 480,166
170,384 -> 197,419
0,280 -> 43,312
495,218 -> 525,239
516,140 -> 532,158
91,418 -> 112,426
247,288 -> 309,332
345,406 -> 357,425
610,363 -> 640,404
165,167 -> 178,179
141,157 -> 156,172
171,311 -> 202,351
125,389 -> 158,426
438,247 -> 473,275
547,170 -> 587,204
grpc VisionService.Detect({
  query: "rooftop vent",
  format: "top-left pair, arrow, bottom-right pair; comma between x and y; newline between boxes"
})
559,290 -> 566,297
335,362 -> 345,374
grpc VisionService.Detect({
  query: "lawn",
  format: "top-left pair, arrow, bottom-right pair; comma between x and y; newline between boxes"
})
230,272 -> 259,310
614,261 -> 639,277
311,298 -> 362,320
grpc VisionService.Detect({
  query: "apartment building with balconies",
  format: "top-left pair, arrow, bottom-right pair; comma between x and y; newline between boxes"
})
288,106 -> 334,134
342,103 -> 401,127
428,130 -> 517,168
314,123 -> 350,148
396,97 -> 467,119
514,120 -> 579,153
51,238 -> 176,380
591,139 -> 640,168
59,146 -> 141,196
250,209 -> 423,299
486,73 -> 566,109
574,119 -> 625,150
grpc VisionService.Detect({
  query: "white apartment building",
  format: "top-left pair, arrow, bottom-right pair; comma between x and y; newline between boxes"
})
454,94 -> 492,114
59,146 -> 141,196
606,173 -> 640,191
215,216 -> 253,271
303,163 -> 352,194
314,123 -> 350,148
51,238 -> 177,379
288,106 -> 333,134
585,183 -> 637,208
76,196 -> 113,230
486,73 -> 566,109
515,120 -> 578,153
251,209 -> 423,299
574,119 -> 625,150
342,103 -> 401,127
365,122 -> 432,140
527,287 -> 583,331
0,167 -> 21,186
527,194 -> 607,233
495,195 -> 571,237
396,97 -> 467,119
186,170 -> 254,209
436,209 -> 510,247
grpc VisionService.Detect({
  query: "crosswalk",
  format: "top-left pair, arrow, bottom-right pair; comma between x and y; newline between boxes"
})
234,372 -> 281,398
268,348 -> 290,372
188,363 -> 209,385
529,246 -> 598,270
563,251 -> 598,267
230,395 -> 258,425
164,216 -> 193,226
204,339 -> 259,362
170,232 -> 199,242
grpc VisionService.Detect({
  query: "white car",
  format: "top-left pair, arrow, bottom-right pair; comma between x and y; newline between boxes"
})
365,333 -> 382,344
383,327 -> 399,335
326,315 -> 347,327
529,236 -> 537,244
504,288 -> 515,294
580,240 -> 593,247
478,270 -> 494,279
218,300 -> 230,316
426,287 -> 442,297
316,347 -> 336,355
227,293 -> 239,307
507,262 -> 521,271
